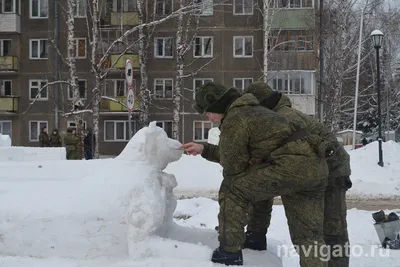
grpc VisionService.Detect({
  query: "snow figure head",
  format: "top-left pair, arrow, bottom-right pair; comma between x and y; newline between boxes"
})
116,121 -> 183,170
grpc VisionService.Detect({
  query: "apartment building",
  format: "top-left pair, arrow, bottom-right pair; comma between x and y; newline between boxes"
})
0,0 -> 319,155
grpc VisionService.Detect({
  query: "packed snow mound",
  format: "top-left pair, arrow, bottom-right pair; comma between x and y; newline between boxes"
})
0,121 -> 183,260
0,134 -> 11,147
0,146 -> 66,161
207,127 -> 220,145
116,121 -> 182,169
348,140 -> 400,198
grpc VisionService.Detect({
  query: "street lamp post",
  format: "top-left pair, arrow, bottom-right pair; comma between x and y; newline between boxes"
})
371,30 -> 384,167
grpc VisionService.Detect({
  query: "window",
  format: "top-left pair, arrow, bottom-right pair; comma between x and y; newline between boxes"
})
195,0 -> 213,15
234,78 -> 253,92
0,121 -> 11,137
268,34 -> 313,51
115,0 -> 137,11
30,39 -> 48,59
69,80 -> 87,99
100,31 -> 138,54
154,79 -> 173,99
0,40 -> 11,56
30,0 -> 48,18
73,0 -> 87,17
29,121 -> 48,141
155,0 -> 171,15
193,121 -> 214,141
156,121 -> 173,138
194,37 -> 213,58
0,80 -> 12,96
233,36 -> 253,57
104,120 -> 136,141
73,38 -> 86,58
2,0 -> 15,13
104,79 -> 133,97
67,120 -> 87,130
29,80 -> 48,100
278,0 -> 313,8
154,37 -> 173,58
234,0 -> 253,15
267,71 -> 313,94
193,78 -> 213,98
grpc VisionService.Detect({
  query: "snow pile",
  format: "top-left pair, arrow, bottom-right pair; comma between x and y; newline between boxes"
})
0,122 -> 183,260
0,134 -> 11,147
348,140 -> 400,198
0,146 -> 67,161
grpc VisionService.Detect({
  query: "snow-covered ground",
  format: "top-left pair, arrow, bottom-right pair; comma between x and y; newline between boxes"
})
1,124 -> 400,266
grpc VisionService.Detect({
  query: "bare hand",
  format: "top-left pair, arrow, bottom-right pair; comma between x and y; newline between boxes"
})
180,142 -> 204,156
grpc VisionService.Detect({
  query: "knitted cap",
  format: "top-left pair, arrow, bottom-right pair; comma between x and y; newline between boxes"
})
243,81 -> 274,103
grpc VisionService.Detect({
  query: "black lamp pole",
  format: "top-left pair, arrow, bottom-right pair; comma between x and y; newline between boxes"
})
371,30 -> 384,167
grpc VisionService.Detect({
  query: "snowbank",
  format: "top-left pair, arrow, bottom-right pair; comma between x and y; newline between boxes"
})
348,140 -> 400,198
0,134 -> 11,147
0,146 -> 67,161
0,122 -> 183,260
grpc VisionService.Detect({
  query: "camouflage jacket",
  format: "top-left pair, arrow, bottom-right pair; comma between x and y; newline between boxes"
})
63,132 -> 78,151
267,94 -> 351,178
204,93 -> 328,182
39,132 -> 50,147
49,131 -> 62,147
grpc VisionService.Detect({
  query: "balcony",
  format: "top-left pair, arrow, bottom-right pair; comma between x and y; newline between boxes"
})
100,96 -> 139,112
0,13 -> 21,33
0,56 -> 18,72
269,9 -> 315,30
111,12 -> 139,26
287,94 -> 315,115
110,54 -> 139,69
0,96 -> 19,113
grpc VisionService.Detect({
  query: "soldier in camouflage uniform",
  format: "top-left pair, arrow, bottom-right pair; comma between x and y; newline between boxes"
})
39,127 -> 50,147
64,127 -> 80,160
244,81 -> 352,267
49,128 -> 62,147
181,82 -> 329,266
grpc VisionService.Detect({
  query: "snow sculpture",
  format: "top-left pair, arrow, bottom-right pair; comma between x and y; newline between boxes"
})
207,127 -> 220,145
0,122 -> 183,260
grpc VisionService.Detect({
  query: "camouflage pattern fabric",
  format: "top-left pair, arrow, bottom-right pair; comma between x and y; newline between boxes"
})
216,93 -> 329,266
39,131 -> 50,147
244,82 -> 351,267
64,129 -> 80,160
49,129 -> 62,147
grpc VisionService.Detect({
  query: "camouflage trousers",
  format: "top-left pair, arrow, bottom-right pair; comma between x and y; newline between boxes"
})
217,166 -> 328,267
247,176 -> 352,267
66,150 -> 80,160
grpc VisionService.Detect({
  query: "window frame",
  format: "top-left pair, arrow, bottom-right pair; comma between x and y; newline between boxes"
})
29,79 -> 48,100
74,38 -> 87,59
154,0 -> 172,16
0,80 -> 12,96
153,78 -> 173,99
73,0 -> 87,17
0,120 -> 12,137
266,70 -> 315,95
193,121 -> 214,141
104,120 -> 136,142
29,39 -> 48,59
29,120 -> 48,142
233,0 -> 253,15
154,37 -> 173,58
233,36 -> 253,58
68,79 -> 87,100
67,120 -> 87,130
195,0 -> 213,16
2,0 -> 15,13
0,39 -> 12,56
29,0 -> 48,18
193,36 -> 213,58
233,78 -> 253,92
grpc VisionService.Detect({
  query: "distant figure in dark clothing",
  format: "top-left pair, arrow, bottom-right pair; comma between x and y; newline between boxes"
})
84,128 -> 95,160
362,138 -> 368,146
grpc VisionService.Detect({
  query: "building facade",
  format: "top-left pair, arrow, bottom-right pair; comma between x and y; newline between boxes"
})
0,0 -> 319,155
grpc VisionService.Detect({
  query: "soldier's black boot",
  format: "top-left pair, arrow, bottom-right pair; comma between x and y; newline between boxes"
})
211,247 -> 243,266
243,231 -> 267,251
